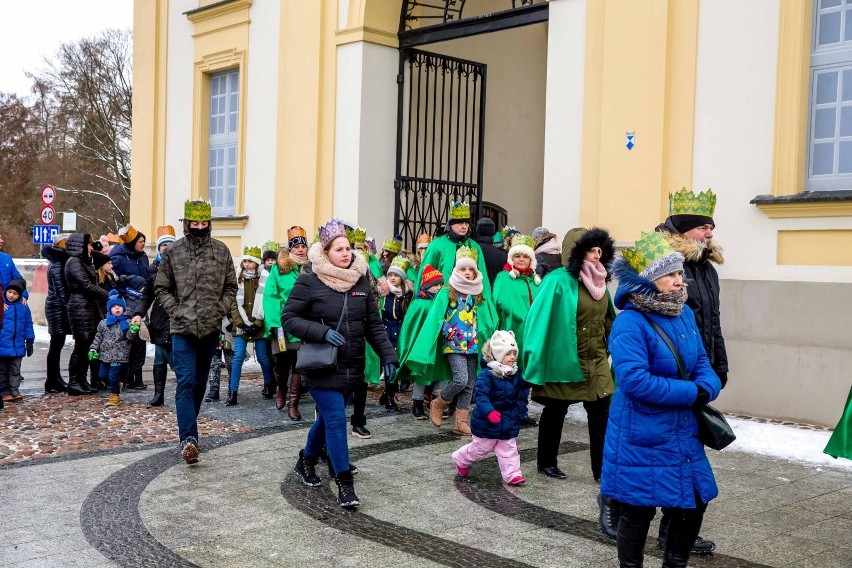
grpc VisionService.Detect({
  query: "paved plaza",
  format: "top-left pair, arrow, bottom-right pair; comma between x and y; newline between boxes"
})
1,346 -> 851,567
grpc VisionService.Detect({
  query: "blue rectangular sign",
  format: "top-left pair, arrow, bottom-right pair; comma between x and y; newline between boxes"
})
33,225 -> 60,245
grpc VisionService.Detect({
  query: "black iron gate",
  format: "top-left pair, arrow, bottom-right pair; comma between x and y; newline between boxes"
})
393,49 -> 487,247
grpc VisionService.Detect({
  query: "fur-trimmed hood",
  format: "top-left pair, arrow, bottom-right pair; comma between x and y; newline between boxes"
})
656,224 -> 724,265
276,249 -> 305,275
563,227 -> 616,279
611,256 -> 658,310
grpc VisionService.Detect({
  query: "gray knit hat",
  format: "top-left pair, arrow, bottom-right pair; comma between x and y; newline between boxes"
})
532,226 -> 549,243
638,252 -> 685,283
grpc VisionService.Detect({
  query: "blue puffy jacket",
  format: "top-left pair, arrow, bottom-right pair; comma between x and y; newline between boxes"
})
0,294 -> 35,358
109,243 -> 149,280
470,366 -> 529,440
601,300 -> 722,509
0,252 -> 28,300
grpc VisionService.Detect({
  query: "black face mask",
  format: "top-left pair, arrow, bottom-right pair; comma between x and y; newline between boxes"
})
188,227 -> 210,239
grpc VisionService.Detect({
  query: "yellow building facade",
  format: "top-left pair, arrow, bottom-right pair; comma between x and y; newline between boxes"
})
132,0 -> 852,425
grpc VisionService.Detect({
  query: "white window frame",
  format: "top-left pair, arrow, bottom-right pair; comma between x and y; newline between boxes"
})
807,0 -> 852,190
208,69 -> 239,216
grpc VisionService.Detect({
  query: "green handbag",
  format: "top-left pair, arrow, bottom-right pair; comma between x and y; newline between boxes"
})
640,313 -> 736,451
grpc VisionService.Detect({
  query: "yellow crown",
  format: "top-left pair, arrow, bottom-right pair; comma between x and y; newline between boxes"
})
347,226 -> 367,245
382,235 -> 403,254
184,200 -> 212,221
243,245 -> 262,260
449,201 -> 470,221
621,232 -> 677,275
455,245 -> 478,263
262,240 -> 279,252
510,234 -> 534,249
669,188 -> 716,217
389,255 -> 411,274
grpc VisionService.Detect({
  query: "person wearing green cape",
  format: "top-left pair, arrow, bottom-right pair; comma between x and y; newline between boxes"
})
522,227 -> 616,482
400,201 -> 497,387
492,233 -> 543,427
825,386 -> 852,460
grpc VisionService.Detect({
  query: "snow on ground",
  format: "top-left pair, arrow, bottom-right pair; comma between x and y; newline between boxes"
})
562,402 -> 851,471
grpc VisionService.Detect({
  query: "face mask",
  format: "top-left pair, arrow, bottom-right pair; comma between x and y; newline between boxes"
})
188,227 -> 209,239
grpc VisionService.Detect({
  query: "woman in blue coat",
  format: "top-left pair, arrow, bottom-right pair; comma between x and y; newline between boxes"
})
601,232 -> 722,568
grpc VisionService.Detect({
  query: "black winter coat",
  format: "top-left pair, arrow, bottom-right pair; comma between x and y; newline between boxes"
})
64,233 -> 108,340
41,244 -> 70,336
474,236 -> 506,286
281,253 -> 398,393
109,243 -> 149,280
136,260 -> 170,345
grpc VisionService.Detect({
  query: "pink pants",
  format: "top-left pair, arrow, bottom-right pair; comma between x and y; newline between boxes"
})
452,435 -> 522,483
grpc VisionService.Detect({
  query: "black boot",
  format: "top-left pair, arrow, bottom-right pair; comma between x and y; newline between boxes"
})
661,509 -> 709,566
616,515 -> 651,568
66,357 -> 91,396
204,384 -> 220,402
657,516 -> 715,556
261,383 -> 274,400
147,364 -> 167,407
383,382 -> 399,411
598,493 -> 621,541
294,450 -> 322,486
224,391 -> 238,406
334,469 -> 360,508
411,399 -> 427,420
132,368 -> 147,390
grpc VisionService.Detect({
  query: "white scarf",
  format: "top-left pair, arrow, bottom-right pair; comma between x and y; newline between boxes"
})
387,281 -> 404,297
537,238 -> 561,256
449,268 -> 483,296
252,270 -> 269,320
487,360 -> 518,377
236,271 -> 258,328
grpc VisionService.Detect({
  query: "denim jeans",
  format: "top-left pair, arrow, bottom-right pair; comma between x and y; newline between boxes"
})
230,337 -> 274,393
154,344 -> 173,367
172,333 -> 219,442
305,387 -> 350,476
99,362 -> 127,395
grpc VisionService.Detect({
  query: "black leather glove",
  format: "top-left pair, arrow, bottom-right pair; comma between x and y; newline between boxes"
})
26,340 -> 34,357
383,363 -> 399,383
324,329 -> 345,346
717,371 -> 728,388
694,386 -> 710,407
244,323 -> 261,336
237,323 -> 251,334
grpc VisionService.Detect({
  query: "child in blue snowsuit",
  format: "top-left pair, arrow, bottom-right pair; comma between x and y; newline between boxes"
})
0,278 -> 34,404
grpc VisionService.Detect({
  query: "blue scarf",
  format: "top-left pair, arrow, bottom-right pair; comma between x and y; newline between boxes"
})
106,313 -> 129,333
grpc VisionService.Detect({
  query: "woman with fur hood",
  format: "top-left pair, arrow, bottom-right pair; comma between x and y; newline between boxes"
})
262,226 -> 310,419
522,228 -> 616,482
282,219 -> 398,509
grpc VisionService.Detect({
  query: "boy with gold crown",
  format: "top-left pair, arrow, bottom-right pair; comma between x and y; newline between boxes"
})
654,188 -> 726,555
154,200 -> 238,465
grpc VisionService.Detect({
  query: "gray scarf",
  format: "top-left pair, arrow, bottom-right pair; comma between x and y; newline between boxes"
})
629,288 -> 688,317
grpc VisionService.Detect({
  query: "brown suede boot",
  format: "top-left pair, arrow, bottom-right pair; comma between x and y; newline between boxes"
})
430,394 -> 448,427
453,408 -> 472,436
288,372 -> 303,421
274,368 -> 286,411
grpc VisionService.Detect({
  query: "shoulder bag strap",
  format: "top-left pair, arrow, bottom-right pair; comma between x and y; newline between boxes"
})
335,292 -> 348,332
638,311 -> 689,382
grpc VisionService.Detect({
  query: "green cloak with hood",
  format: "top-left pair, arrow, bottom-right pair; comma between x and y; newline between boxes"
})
492,269 -> 541,364
521,228 -> 616,386
825,386 -> 852,460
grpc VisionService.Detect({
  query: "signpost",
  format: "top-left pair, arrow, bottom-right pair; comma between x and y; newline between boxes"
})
40,205 -> 56,224
32,225 -> 60,245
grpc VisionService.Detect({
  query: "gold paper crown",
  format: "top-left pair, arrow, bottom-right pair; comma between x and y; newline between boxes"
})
390,255 -> 411,273
184,200 -> 212,221
156,225 -> 176,238
449,201 -> 470,221
243,245 -> 262,260
382,235 -> 403,254
455,245 -> 478,263
416,233 -> 432,248
510,234 -> 534,249
288,226 -> 307,241
669,187 -> 716,217
118,225 -> 139,244
347,226 -> 367,245
621,232 -> 677,275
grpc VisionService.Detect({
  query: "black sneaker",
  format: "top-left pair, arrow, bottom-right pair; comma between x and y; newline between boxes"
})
411,400 -> 427,420
294,450 -> 322,487
351,425 -> 371,439
520,416 -> 539,428
656,536 -> 716,556
180,437 -> 199,465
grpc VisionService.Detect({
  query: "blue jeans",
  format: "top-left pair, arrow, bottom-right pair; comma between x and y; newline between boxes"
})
305,387 -> 349,476
99,362 -> 127,395
172,333 -> 219,442
230,337 -> 274,393
154,344 -> 174,367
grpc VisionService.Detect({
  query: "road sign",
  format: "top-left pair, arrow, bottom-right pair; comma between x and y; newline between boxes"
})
41,185 -> 56,205
40,205 -> 56,224
32,225 -> 60,245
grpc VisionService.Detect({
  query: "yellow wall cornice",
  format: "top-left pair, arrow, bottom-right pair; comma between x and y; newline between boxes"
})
770,0 -> 812,198
186,0 -> 252,25
756,200 -> 852,218
336,26 -> 399,47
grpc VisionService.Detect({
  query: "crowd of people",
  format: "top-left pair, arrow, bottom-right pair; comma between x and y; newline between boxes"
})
0,184 -> 848,568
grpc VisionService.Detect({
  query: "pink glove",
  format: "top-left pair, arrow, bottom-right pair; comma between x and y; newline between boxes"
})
487,410 -> 501,424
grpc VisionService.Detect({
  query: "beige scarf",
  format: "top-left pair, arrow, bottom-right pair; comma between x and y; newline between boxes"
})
308,242 -> 367,293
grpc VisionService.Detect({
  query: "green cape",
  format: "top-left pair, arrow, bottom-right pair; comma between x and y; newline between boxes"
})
262,265 -> 300,344
368,255 -> 383,280
825,386 -> 852,460
397,296 -> 444,385
522,269 -> 614,385
492,270 -> 541,361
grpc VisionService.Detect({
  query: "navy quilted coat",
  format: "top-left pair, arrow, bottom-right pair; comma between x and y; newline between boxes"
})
109,243 -> 149,280
470,367 -> 529,440
41,244 -> 70,336
601,271 -> 722,509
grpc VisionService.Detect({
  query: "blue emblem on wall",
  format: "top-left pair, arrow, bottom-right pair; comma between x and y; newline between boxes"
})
626,131 -> 635,151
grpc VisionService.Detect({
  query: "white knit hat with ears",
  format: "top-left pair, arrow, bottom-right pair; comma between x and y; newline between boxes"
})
506,234 -> 541,285
488,330 -> 518,364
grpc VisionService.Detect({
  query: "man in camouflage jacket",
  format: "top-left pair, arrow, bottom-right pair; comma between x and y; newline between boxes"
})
155,201 -> 238,464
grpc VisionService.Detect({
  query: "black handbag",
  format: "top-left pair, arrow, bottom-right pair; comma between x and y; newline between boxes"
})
295,293 -> 348,372
640,313 -> 736,451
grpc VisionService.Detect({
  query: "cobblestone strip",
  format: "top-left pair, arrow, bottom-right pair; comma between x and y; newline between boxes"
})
456,443 -> 773,568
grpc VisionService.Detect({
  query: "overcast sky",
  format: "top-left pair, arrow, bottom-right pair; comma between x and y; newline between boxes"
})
0,0 -> 133,98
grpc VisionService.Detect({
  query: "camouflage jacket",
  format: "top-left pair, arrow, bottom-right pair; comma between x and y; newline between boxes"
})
154,232 -> 238,338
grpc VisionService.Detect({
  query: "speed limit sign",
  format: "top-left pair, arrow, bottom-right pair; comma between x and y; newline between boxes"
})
41,185 -> 56,205
40,205 -> 56,225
